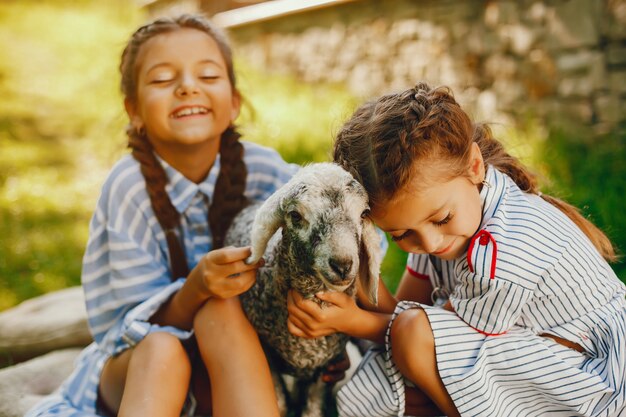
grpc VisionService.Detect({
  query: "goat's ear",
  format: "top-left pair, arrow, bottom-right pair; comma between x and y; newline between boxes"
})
245,185 -> 290,264
358,219 -> 382,305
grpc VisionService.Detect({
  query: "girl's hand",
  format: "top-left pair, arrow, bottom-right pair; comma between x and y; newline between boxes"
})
286,290 -> 360,338
321,349 -> 351,384
189,246 -> 264,300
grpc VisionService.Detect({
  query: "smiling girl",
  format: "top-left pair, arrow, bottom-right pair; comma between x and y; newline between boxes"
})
25,14 -> 299,417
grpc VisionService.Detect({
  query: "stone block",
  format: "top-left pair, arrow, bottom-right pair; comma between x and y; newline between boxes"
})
604,0 -> 626,40
0,286 -> 91,367
609,70 -> 626,94
0,348 -> 82,417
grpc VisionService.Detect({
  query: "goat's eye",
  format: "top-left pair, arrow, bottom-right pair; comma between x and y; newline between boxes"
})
361,209 -> 371,219
288,210 -> 303,224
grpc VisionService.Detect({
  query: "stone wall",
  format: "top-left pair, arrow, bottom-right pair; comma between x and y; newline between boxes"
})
222,0 -> 626,134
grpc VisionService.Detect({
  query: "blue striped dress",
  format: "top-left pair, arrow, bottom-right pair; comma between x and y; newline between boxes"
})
337,166 -> 626,417
26,141 -> 299,417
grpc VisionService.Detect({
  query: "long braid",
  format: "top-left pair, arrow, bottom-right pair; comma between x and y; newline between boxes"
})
209,126 -> 248,249
127,127 -> 189,278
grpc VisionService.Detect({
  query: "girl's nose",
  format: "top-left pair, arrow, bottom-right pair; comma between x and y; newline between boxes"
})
417,230 -> 441,254
176,74 -> 199,96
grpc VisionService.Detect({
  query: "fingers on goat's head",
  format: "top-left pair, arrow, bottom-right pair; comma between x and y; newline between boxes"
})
249,163 -> 381,300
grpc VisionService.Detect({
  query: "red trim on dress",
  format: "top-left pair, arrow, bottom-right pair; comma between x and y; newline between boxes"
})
450,310 -> 508,336
406,266 -> 430,280
465,320 -> 508,336
466,230 -> 498,279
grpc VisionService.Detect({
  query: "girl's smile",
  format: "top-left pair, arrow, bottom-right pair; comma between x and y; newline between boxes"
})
170,105 -> 210,119
432,239 -> 456,256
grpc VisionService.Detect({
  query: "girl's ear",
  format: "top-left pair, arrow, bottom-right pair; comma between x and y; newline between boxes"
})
467,142 -> 485,184
230,90 -> 241,122
124,98 -> 144,131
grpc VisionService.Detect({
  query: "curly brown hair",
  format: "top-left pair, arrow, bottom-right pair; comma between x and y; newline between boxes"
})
334,82 -> 616,262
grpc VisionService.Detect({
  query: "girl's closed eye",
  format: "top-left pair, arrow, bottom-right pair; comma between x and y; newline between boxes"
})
198,66 -> 222,80
433,213 -> 453,227
148,72 -> 175,84
199,73 -> 220,81
151,78 -> 173,84
391,230 -> 412,242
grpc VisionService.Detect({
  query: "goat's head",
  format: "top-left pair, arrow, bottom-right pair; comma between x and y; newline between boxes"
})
246,163 -> 381,305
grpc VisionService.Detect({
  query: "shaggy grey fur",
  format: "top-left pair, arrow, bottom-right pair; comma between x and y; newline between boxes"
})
224,162 -> 382,417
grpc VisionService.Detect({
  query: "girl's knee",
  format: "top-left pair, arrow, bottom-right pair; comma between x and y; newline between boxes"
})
390,309 -> 434,363
132,332 -> 190,371
194,297 -> 260,355
194,297 -> 246,331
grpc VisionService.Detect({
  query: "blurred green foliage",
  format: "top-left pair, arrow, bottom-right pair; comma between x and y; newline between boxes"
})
0,0 -> 142,310
0,1 -> 623,312
237,63 -> 361,164
540,124 -> 626,279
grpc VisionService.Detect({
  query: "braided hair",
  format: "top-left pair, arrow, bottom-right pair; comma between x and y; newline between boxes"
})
334,82 -> 616,261
120,14 -> 248,278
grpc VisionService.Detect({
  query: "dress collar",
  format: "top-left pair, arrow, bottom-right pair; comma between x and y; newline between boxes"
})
479,165 -> 508,229
157,153 -> 222,214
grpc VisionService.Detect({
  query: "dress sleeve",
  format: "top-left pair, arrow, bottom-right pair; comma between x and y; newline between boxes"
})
119,279 -> 192,348
82,174 -> 192,351
450,230 -> 537,335
406,253 -> 432,281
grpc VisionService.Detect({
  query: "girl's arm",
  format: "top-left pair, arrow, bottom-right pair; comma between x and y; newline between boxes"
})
395,269 -> 434,305
151,246 -> 264,330
286,271 -> 438,344
356,276 -> 398,314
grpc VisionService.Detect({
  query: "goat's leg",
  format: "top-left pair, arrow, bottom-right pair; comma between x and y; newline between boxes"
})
271,371 -> 288,417
300,378 -> 326,417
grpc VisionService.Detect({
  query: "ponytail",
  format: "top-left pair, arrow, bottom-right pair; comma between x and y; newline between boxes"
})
540,195 -> 617,262
473,123 -> 617,262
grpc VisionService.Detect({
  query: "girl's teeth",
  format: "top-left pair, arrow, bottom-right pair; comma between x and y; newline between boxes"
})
173,107 -> 207,117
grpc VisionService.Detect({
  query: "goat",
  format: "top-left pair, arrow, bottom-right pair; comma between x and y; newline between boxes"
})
224,162 -> 382,417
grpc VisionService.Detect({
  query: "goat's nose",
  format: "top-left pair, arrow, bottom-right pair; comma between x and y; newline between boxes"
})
329,258 -> 353,280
